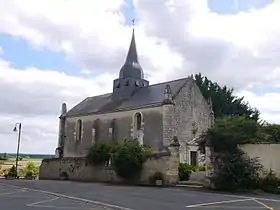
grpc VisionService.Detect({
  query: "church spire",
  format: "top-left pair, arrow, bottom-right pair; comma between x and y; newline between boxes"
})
119,19 -> 144,79
125,27 -> 138,65
113,19 -> 149,100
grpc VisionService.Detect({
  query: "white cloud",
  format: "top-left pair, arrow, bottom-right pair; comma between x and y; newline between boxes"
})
0,0 -> 280,154
237,90 -> 280,124
0,57 -> 114,154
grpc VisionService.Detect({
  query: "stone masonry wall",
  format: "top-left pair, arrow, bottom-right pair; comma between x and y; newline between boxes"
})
162,104 -> 175,147
39,145 -> 180,186
64,106 -> 163,157
173,80 -> 212,163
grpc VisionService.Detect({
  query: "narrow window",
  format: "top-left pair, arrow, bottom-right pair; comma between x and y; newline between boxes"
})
133,113 -> 143,145
93,119 -> 100,142
76,119 -> 82,141
110,119 -> 116,141
136,113 -> 142,130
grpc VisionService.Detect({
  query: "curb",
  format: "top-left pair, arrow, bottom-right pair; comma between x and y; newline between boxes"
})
176,184 -> 203,188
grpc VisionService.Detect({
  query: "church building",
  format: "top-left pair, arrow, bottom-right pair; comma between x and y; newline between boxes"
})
56,28 -> 214,166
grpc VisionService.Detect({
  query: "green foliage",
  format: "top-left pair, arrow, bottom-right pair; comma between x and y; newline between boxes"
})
149,171 -> 164,184
7,165 -> 17,177
197,116 -> 261,154
112,141 -> 147,180
197,165 -> 206,171
210,151 -> 263,191
259,124 -> 280,143
197,116 -> 265,191
24,162 -> 39,177
143,145 -> 157,155
86,141 -> 117,166
259,169 -> 280,194
192,73 -> 260,121
178,163 -> 196,181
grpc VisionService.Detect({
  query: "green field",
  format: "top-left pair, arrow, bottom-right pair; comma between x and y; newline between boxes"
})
0,158 -> 42,170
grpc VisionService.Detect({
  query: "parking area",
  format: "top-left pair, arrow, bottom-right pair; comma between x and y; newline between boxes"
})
1,179 -> 280,209
0,182 -> 131,210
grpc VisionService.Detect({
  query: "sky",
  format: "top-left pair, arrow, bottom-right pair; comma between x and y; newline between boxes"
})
0,0 -> 280,154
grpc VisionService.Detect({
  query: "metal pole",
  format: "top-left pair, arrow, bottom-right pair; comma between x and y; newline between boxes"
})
15,123 -> 21,179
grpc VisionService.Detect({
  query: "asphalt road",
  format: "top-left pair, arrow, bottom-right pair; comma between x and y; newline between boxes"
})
1,179 -> 280,209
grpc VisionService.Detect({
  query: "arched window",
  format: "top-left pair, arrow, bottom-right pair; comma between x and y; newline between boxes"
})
136,113 -> 142,130
110,119 -> 116,141
93,119 -> 100,142
133,112 -> 144,145
76,119 -> 82,141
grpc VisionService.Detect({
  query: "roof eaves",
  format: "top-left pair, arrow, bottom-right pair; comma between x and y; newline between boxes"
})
65,102 -> 163,118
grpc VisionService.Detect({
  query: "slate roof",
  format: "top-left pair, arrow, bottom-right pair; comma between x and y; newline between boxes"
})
66,77 -> 192,117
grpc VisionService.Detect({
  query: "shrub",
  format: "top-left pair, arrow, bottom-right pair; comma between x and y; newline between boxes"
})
112,141 -> 147,180
178,163 -> 195,181
23,162 -> 39,178
25,171 -> 33,177
259,169 -> 280,194
86,141 -> 116,166
8,165 -> 17,177
149,171 -> 164,185
210,151 -> 263,191
197,165 -> 206,171
143,146 -> 157,155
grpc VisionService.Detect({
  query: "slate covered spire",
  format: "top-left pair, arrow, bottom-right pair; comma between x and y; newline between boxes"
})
119,25 -> 144,79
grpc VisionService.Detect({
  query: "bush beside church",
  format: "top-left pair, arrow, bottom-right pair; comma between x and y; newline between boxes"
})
39,138 -> 180,186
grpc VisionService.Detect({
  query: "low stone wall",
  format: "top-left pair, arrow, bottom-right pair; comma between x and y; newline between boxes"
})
39,146 -> 180,186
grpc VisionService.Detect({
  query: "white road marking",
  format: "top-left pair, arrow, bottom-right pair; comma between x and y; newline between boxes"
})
0,182 -> 134,210
177,188 -> 280,203
30,205 -> 107,210
253,199 -> 274,210
186,207 -> 266,209
186,198 -> 253,208
27,196 -> 60,206
27,205 -> 106,209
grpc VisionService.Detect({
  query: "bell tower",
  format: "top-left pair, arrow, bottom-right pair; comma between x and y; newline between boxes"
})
113,20 -> 149,100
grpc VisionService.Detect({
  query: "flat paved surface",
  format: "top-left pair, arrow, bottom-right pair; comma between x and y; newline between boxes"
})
1,179 -> 280,209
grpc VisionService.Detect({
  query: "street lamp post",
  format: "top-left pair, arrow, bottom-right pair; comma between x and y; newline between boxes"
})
13,122 -> 22,179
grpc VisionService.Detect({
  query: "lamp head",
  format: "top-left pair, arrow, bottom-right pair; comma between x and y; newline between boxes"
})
13,127 -> 17,132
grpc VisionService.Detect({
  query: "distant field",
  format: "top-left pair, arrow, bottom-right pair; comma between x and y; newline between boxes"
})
0,158 -> 42,170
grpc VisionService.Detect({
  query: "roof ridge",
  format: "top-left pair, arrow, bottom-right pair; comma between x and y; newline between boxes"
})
144,76 -> 191,88
87,92 -> 112,99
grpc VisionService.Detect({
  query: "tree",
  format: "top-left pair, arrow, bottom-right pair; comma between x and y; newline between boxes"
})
197,116 -> 263,191
259,124 -> 280,143
192,73 -> 260,121
198,116 -> 261,153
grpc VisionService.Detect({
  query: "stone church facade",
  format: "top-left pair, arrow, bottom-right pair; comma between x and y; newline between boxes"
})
56,28 -> 214,166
